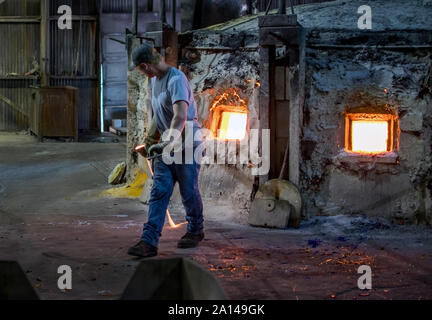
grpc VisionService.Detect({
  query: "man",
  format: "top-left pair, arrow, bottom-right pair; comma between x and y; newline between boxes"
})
127,43 -> 204,258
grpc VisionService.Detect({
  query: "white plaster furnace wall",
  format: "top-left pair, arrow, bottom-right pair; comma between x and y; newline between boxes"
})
301,47 -> 432,224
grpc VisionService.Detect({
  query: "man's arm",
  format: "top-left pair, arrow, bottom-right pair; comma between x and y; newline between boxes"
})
166,75 -> 190,138
167,100 -> 188,139
147,101 -> 188,157
146,100 -> 187,146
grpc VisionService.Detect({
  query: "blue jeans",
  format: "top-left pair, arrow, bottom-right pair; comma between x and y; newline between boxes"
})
141,155 -> 204,247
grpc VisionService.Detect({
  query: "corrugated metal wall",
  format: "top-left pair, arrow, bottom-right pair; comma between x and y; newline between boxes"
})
49,0 -> 97,15
0,23 -> 40,77
49,20 -> 97,76
48,0 -> 99,132
0,0 -> 41,131
0,0 -> 40,16
0,0 -> 100,132
0,79 -> 38,131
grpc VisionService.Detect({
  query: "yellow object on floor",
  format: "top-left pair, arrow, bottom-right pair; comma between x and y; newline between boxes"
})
100,169 -> 148,198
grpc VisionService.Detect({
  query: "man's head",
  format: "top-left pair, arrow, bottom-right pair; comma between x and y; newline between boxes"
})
129,43 -> 162,78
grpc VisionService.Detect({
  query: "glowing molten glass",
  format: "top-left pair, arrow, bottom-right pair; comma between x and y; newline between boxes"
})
351,120 -> 389,153
218,111 -> 247,140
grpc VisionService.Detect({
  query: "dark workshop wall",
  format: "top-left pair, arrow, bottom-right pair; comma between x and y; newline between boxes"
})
48,0 -> 100,132
0,0 -> 100,132
0,0 -> 40,131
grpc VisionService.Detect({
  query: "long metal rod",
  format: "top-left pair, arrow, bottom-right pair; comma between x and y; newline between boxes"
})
171,0 -> 176,30
109,37 -> 126,45
265,0 -> 273,15
289,0 -> 295,14
132,0 -> 138,35
279,140 -> 289,180
0,17 -> 40,22
0,94 -> 28,118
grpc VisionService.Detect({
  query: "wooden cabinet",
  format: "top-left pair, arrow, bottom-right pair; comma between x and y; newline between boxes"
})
31,86 -> 79,141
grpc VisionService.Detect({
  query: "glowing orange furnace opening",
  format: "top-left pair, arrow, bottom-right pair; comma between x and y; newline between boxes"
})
351,120 -> 389,153
218,111 -> 248,140
345,113 -> 396,154
208,89 -> 248,141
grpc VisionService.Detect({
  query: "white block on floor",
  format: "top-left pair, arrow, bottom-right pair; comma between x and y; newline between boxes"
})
248,199 -> 291,229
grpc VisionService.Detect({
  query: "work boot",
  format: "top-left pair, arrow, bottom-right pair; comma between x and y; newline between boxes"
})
127,240 -> 158,258
177,232 -> 205,249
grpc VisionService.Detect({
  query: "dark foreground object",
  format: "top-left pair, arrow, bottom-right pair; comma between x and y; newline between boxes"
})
121,257 -> 226,300
0,261 -> 39,300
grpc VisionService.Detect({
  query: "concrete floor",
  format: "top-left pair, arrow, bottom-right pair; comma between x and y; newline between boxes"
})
0,132 -> 431,300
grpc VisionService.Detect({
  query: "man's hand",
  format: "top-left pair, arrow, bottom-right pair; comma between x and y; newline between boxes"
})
135,144 -> 151,157
148,141 -> 170,157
